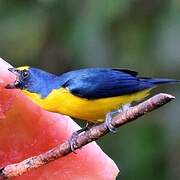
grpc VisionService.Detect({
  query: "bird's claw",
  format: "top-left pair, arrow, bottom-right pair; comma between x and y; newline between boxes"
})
105,104 -> 131,133
105,111 -> 118,133
69,123 -> 91,152
69,131 -> 79,153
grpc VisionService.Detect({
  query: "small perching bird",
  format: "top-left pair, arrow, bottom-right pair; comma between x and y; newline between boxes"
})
6,67 -> 180,151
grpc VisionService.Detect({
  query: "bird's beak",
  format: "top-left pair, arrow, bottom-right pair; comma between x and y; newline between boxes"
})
8,68 -> 20,75
5,68 -> 21,89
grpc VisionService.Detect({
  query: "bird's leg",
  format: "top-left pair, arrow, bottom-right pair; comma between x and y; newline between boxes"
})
69,122 -> 93,152
119,103 -> 131,113
105,104 -> 131,133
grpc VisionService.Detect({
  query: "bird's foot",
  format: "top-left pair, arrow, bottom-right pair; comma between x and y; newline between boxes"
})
105,104 -> 131,133
69,130 -> 81,153
69,123 -> 92,152
105,111 -> 119,133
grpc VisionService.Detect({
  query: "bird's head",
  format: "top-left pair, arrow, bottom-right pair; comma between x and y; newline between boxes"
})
6,66 -> 32,90
6,66 -> 58,97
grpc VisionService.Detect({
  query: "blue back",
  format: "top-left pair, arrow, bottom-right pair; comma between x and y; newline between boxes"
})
60,68 -> 153,99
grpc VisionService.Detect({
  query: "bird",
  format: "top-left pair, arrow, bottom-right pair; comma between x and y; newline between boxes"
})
6,66 -> 180,151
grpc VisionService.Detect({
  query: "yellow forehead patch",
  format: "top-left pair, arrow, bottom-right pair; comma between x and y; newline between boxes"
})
16,66 -> 29,71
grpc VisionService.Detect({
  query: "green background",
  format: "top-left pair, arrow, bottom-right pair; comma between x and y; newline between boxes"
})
0,1 -> 180,179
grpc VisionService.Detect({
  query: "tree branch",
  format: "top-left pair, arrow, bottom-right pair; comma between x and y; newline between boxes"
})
0,93 -> 175,179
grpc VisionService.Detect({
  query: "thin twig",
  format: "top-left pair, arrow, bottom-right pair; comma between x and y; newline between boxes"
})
0,93 -> 175,179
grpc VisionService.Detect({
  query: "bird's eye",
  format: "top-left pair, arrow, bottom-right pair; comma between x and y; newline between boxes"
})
22,70 -> 29,78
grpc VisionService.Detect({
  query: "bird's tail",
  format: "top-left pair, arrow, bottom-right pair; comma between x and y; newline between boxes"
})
140,77 -> 180,85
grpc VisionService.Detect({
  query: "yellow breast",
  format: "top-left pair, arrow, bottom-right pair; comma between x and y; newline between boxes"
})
22,88 -> 151,123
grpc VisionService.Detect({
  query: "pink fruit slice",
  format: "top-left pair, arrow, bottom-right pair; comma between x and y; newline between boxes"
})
0,58 -> 119,179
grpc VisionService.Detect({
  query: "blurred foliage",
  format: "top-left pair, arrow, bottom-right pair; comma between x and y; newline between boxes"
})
0,0 -> 180,179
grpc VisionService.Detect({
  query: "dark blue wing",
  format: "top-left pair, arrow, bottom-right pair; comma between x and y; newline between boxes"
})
61,68 -> 153,99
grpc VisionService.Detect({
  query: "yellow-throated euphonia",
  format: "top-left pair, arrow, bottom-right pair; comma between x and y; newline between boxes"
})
6,66 -> 180,151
